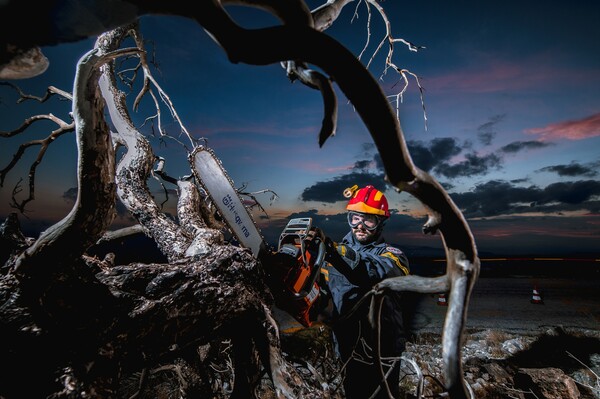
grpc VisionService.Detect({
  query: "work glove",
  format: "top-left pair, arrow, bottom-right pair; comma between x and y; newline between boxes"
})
323,239 -> 371,287
304,227 -> 325,251
325,240 -> 359,270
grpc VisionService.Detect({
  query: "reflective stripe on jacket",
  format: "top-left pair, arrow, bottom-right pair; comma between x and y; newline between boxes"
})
323,231 -> 410,357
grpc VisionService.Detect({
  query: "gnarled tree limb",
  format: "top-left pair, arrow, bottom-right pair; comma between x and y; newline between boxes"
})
12,46 -> 124,280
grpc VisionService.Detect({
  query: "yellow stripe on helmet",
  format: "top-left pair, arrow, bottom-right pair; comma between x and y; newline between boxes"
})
346,202 -> 388,216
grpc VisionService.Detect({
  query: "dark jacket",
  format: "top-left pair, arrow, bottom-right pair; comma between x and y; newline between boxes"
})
323,232 -> 409,358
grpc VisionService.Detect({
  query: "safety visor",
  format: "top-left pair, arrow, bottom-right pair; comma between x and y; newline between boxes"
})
347,211 -> 381,231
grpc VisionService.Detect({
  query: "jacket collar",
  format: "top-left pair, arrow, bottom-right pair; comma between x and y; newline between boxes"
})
343,231 -> 386,248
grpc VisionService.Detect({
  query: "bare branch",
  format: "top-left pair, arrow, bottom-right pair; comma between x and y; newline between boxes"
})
0,81 -> 73,104
236,183 -> 279,218
0,114 -> 74,213
0,112 -> 71,139
96,224 -> 145,244
359,0 -> 428,130
283,61 -> 338,146
127,25 -> 196,150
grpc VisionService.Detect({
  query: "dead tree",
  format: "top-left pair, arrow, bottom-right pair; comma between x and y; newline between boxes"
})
1,1 -> 479,398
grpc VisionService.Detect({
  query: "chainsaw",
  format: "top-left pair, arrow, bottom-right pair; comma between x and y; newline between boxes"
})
190,146 -> 326,327
269,217 -> 326,327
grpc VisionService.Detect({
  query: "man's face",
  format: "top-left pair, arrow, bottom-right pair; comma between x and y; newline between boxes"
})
351,223 -> 377,244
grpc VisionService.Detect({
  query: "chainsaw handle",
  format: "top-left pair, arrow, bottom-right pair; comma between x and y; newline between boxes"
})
314,240 -> 326,269
293,239 -> 326,298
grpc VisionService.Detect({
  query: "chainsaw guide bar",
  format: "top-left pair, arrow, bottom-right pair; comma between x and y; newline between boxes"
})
190,145 -> 266,257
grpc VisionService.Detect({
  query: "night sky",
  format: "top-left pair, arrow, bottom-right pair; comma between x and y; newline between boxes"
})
1,1 -> 599,258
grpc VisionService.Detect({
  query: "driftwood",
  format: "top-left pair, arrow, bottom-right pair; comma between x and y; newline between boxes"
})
0,1 -> 479,398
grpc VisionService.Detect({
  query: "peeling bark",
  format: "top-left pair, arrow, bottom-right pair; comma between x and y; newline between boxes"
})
96,26 -> 194,263
177,179 -> 224,257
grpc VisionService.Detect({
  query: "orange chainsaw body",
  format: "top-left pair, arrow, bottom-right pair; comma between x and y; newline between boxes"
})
270,218 -> 325,327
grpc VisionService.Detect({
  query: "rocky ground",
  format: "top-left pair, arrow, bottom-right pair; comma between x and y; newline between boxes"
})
399,327 -> 600,399
111,323 -> 599,398
279,325 -> 600,399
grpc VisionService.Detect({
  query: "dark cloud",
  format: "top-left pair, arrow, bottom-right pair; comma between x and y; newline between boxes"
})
434,152 -> 502,179
300,171 -> 386,203
406,137 -> 462,172
451,180 -> 536,216
477,114 -> 505,146
542,180 -> 600,204
305,135 -> 506,206
352,159 -> 373,171
538,161 -> 598,177
500,140 -> 554,153
452,179 -> 600,217
510,178 -> 530,184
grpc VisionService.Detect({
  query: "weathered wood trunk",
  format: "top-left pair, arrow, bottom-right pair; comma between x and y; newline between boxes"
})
0,240 -> 280,397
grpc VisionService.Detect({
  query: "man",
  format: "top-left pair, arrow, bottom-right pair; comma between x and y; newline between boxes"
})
318,184 -> 410,399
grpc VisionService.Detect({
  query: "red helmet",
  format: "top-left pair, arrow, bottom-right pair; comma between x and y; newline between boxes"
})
344,185 -> 390,218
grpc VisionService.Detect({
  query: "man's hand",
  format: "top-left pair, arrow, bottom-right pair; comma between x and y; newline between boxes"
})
324,240 -> 371,286
304,227 -> 325,250
306,227 -> 325,241
325,241 -> 359,270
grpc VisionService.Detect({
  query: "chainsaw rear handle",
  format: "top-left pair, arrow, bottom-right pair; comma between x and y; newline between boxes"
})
292,239 -> 326,298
